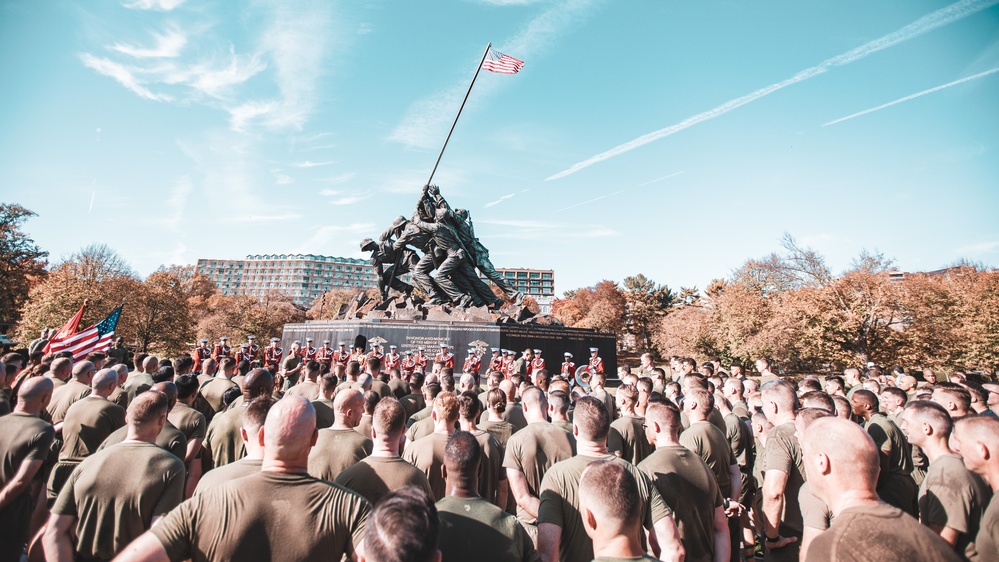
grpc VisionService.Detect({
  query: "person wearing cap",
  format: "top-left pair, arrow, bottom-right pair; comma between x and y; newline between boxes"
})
400,350 -> 417,377
193,339 -> 212,373
332,341 -> 350,368
561,353 -> 576,376
315,341 -> 334,369
212,337 -> 232,362
384,345 -> 401,372
367,343 -> 385,368
530,349 -> 546,376
589,348 -> 605,375
463,349 -> 482,376
244,336 -> 260,363
488,348 -> 503,372
263,338 -> 283,369
414,347 -> 430,372
501,350 -> 515,378
299,338 -> 318,363
435,344 -> 455,370
237,344 -> 254,363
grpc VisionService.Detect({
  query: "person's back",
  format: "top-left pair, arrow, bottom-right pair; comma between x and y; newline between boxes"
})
47,378 -> 92,423
866,411 -> 917,515
404,432 -> 450,500
609,414 -> 652,465
502,419 -> 576,526
680,419 -> 738,499
809,502 -> 960,562
200,376 -> 237,413
308,427 -> 372,481
60,395 -> 126,460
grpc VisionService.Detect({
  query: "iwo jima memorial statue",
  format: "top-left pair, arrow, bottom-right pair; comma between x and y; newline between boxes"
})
280,183 -> 617,376
281,43 -> 615,374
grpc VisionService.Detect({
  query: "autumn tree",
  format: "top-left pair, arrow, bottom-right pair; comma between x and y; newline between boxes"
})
652,306 -> 718,359
552,280 -> 627,337
0,204 -> 48,332
622,274 -> 674,353
15,244 -> 140,346
131,269 -> 194,355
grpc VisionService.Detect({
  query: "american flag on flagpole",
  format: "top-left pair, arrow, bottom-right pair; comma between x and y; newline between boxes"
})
482,48 -> 524,74
48,305 -> 124,361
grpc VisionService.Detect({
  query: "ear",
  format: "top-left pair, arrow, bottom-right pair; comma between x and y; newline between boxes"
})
581,504 -> 598,534
310,428 -> 319,447
240,427 -> 250,444
257,426 -> 266,448
980,442 -> 991,462
817,452 -> 832,476
441,464 -> 448,480
433,550 -> 442,562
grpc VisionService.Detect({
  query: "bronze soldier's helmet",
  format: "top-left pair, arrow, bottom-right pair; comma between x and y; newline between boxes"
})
391,215 -> 408,229
360,238 -> 377,252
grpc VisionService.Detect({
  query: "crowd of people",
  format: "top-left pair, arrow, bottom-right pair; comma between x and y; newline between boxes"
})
1,339 -> 998,562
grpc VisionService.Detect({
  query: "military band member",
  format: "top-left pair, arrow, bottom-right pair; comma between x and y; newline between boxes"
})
245,336 -> 259,363
463,349 -> 482,375
436,344 -> 455,370
315,341 -> 334,369
237,344 -> 254,363
589,347 -> 605,375
367,343 -> 385,367
530,349 -> 545,375
384,345 -> 401,371
299,338 -> 318,363
414,348 -> 429,372
212,337 -> 232,362
193,339 -> 212,372
332,342 -> 351,367
401,350 -> 417,377
263,338 -> 283,369
561,352 -> 576,376
488,348 -> 503,372
349,343 -> 367,365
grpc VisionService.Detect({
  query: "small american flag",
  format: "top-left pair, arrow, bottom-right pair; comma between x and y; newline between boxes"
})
48,305 -> 124,361
482,48 -> 524,74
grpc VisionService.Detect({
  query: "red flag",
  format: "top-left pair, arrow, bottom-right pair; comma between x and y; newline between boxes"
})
43,302 -> 86,354
49,305 -> 123,361
482,48 -> 524,74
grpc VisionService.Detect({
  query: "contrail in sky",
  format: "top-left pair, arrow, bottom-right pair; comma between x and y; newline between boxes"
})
545,0 -> 999,181
823,66 -> 999,126
553,171 -> 684,213
89,191 -> 96,214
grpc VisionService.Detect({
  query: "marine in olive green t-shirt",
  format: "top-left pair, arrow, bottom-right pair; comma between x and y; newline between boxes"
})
763,422 -> 806,536
437,495 -> 541,562
150,471 -> 371,562
609,415 -> 653,466
501,421 -> 575,525
977,496 -> 999,562
918,453 -> 992,561
59,396 -> 126,461
167,402 -> 207,444
0,412 -> 54,561
334,455 -> 433,505
193,457 -> 263,495
538,454 -> 672,562
100,420 -> 187,461
403,432 -> 451,500
679,420 -> 738,499
52,441 -> 185,560
312,398 -> 335,429
204,403 -> 246,469
307,428 -> 372,482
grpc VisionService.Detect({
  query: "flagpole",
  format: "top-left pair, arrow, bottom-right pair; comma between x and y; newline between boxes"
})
426,42 -> 492,186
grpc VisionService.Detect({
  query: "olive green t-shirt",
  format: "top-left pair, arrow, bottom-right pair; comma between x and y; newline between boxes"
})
502,421 -> 576,525
553,419 -> 574,433
866,414 -> 916,515
977,495 -> 999,562
52,441 -> 185,560
762,422 -> 806,535
679,420 -> 738,499
60,396 -> 126,461
122,372 -> 154,406
406,403 -> 432,426
723,412 -> 753,469
481,418 -> 515,450
808,502 -> 962,562
287,380 -> 320,401
307,428 -> 372,482
312,398 -> 335,429
400,393 -> 426,421
356,414 -> 373,440
150,471 -> 371,562
0,412 -> 54,560
593,557 -> 659,562
334,455 -> 433,505
403,432 -> 451,500
918,453 -> 992,561
472,429 -> 507,506
193,457 -> 263,496
608,415 -> 653,466
167,402 -> 207,444
99,420 -> 187,462
437,495 -> 541,562
502,403 -> 528,434
799,481 -> 832,531
47,379 -> 92,424
204,403 -> 246,469
638,445 -> 723,562
406,415 -> 436,443
199,377 -> 238,414
538,454 -> 672,562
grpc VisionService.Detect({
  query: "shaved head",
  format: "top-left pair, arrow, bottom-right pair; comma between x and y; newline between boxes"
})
92,368 -> 119,392
243,368 -> 275,400
802,417 -> 879,511
952,415 -> 999,478
72,360 -> 96,381
263,395 -> 318,462
580,460 -> 642,536
17,376 -> 53,413
901,400 -> 952,447
761,380 -> 798,422
151,381 -> 178,410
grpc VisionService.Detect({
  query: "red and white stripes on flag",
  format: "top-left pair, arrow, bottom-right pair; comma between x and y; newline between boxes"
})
482,48 -> 524,74
47,305 -> 123,361
43,303 -> 86,355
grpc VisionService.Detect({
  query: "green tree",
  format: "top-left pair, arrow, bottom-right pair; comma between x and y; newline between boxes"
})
0,204 -> 48,332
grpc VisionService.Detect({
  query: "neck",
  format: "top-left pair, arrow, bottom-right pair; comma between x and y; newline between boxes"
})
591,531 -> 646,559
459,419 -> 478,432
655,433 -> 681,448
434,420 -> 456,436
688,412 -> 708,423
244,447 -> 265,460
488,410 -> 504,422
331,418 -> 353,430
124,427 -> 158,444
13,404 -> 41,416
771,411 -> 796,426
262,455 -> 309,473
525,410 -> 546,424
370,437 -> 401,458
827,486 -> 882,516
446,477 -> 479,499
919,437 -> 953,462
576,438 -> 608,457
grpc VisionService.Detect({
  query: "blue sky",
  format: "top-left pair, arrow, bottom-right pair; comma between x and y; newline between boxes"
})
2,0 -> 997,296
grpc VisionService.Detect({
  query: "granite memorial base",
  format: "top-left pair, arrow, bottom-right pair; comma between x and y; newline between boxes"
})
281,319 -> 617,378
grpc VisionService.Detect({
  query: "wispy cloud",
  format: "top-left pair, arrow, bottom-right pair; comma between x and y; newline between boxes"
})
294,160 -> 336,168
479,219 -> 617,239
79,53 -> 173,101
956,240 -> 999,254
553,171 -> 684,213
110,28 -> 187,58
272,170 -> 294,185
546,0 -> 999,180
317,172 -> 356,185
824,66 -> 999,126
329,194 -> 372,206
123,0 -> 185,10
219,212 -> 302,223
484,193 -> 519,208
295,223 -> 376,254
388,0 -> 603,149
